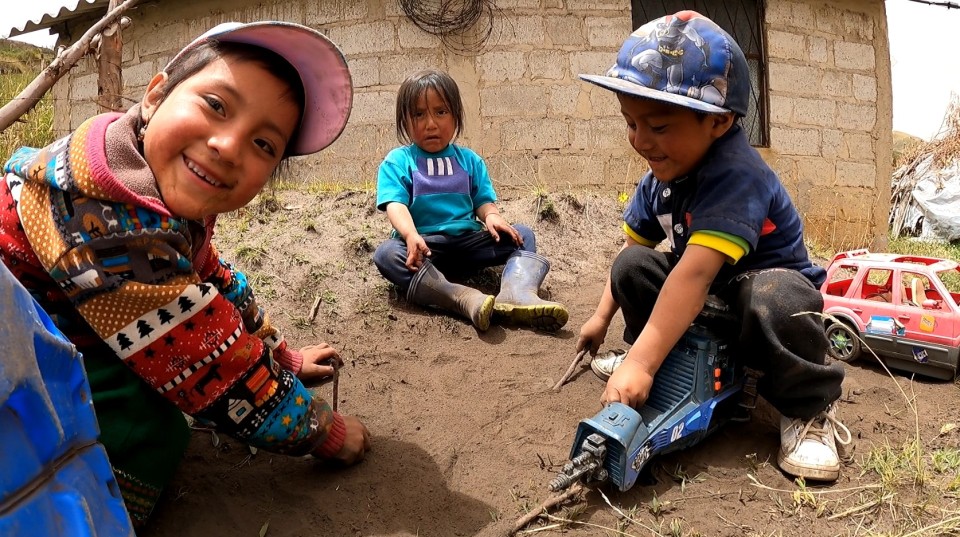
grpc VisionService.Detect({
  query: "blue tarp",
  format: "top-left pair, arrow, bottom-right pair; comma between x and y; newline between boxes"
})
0,262 -> 133,536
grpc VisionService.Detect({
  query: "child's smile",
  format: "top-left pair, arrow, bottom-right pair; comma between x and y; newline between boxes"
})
184,156 -> 227,188
140,57 -> 300,220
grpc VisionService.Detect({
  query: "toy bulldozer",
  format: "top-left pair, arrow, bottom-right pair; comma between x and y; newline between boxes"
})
551,297 -> 756,492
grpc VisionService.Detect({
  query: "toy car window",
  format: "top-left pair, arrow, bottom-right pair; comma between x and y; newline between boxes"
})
824,265 -> 857,297
900,272 -> 928,307
934,267 -> 960,309
860,268 -> 892,302
901,272 -> 949,310
936,267 -> 960,294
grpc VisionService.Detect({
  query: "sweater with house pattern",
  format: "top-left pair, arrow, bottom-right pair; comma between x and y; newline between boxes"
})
0,109 -> 345,457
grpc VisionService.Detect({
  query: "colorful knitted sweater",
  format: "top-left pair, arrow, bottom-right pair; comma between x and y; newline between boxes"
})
0,108 -> 345,458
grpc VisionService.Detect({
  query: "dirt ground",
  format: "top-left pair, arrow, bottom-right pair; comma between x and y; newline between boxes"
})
142,189 -> 960,537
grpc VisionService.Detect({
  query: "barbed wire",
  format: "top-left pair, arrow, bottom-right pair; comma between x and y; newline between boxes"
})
397,0 -> 497,54
905,0 -> 960,8
1,95 -> 138,106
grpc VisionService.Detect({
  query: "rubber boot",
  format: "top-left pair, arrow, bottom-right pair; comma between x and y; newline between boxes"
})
407,259 -> 494,331
494,251 -> 569,332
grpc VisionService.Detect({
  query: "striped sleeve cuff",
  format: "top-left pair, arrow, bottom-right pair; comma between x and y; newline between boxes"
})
312,412 -> 346,459
622,222 -> 659,247
275,347 -> 304,375
688,231 -> 748,263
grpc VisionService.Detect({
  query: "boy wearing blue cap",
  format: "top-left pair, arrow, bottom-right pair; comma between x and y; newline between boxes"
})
575,11 -> 850,482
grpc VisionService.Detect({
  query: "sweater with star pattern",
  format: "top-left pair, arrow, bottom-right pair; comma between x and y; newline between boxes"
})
0,108 -> 345,457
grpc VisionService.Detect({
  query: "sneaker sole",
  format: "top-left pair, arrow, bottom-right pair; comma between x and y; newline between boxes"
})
776,449 -> 840,482
590,360 -> 612,381
493,303 -> 568,332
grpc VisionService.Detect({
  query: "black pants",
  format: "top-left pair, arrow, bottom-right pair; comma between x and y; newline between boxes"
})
610,246 -> 844,420
373,225 -> 536,291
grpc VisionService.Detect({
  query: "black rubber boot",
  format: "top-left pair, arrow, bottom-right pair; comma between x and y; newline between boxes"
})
407,259 -> 494,331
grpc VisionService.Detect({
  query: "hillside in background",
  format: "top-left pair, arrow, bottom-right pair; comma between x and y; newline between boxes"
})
0,38 -> 56,157
893,130 -> 925,168
0,39 -> 53,74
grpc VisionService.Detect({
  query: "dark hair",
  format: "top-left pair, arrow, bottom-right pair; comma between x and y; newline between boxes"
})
694,110 -> 741,131
158,40 -> 306,163
395,69 -> 464,145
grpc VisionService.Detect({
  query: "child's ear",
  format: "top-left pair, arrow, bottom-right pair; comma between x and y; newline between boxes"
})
710,112 -> 736,138
140,72 -> 169,121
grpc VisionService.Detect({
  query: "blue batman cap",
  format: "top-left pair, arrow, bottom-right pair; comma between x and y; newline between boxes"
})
580,11 -> 750,116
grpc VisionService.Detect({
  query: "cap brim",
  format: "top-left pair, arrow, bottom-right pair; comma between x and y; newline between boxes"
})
579,74 -> 730,115
173,22 -> 352,156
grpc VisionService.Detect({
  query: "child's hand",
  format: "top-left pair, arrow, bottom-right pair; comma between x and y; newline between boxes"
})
601,358 -> 655,408
330,415 -> 371,465
297,343 -> 342,386
484,214 -> 522,245
576,313 -> 610,355
405,233 -> 431,271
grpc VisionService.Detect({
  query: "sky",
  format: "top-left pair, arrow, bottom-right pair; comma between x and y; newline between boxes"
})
2,0 -> 959,141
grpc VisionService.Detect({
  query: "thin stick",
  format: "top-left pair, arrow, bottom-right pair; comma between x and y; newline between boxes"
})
540,513 -> 645,536
826,494 -> 893,520
0,0 -> 143,131
902,515 -> 960,537
597,488 -> 660,534
331,365 -> 340,412
308,295 -> 322,323
747,473 -> 882,494
515,522 -> 563,534
553,350 -> 588,391
509,483 -> 584,535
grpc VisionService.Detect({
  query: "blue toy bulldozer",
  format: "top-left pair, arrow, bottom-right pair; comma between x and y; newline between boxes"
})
551,297 -> 756,492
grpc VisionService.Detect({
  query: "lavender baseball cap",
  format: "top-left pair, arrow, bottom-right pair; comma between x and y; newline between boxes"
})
580,11 -> 749,116
166,21 -> 353,156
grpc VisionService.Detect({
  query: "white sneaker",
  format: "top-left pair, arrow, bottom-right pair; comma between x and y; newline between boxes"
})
777,403 -> 852,481
590,349 -> 627,381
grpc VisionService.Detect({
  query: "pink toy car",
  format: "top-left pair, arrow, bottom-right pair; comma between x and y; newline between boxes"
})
820,249 -> 960,380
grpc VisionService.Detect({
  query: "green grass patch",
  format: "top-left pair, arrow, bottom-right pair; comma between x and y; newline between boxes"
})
886,237 -> 960,261
0,41 -> 55,159
0,72 -> 55,159
886,237 -> 960,293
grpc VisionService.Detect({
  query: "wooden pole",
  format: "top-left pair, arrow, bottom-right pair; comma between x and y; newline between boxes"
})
97,0 -> 123,112
0,0 -> 142,132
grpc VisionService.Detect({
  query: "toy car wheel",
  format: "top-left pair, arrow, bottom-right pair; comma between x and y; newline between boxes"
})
826,322 -> 860,362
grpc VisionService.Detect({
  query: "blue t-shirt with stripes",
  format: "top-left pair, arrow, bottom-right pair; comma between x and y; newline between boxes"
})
376,143 -> 497,237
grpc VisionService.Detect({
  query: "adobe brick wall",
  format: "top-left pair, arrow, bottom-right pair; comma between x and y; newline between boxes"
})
761,0 -> 892,249
52,0 -> 890,248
